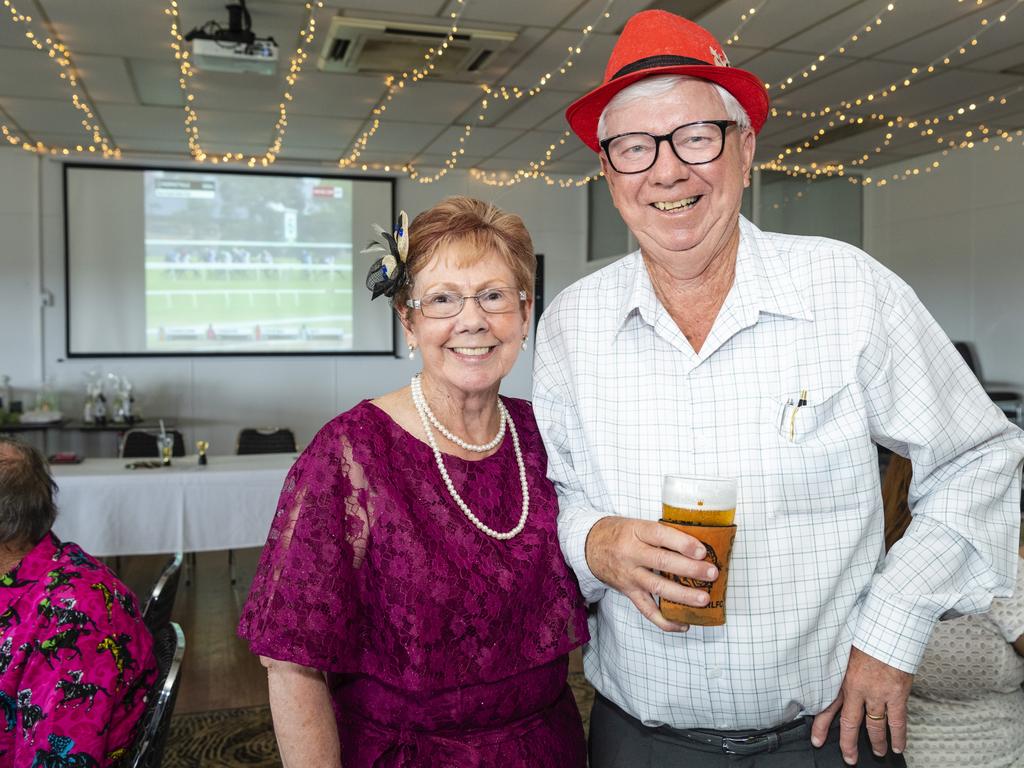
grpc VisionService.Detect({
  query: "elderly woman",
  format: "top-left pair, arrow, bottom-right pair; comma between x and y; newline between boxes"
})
883,454 -> 1024,768
238,196 -> 589,767
0,438 -> 156,767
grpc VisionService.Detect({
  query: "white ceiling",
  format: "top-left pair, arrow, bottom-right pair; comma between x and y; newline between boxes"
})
1,0 -> 1023,175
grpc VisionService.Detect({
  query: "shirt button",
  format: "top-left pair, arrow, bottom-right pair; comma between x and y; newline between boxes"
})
708,666 -> 723,679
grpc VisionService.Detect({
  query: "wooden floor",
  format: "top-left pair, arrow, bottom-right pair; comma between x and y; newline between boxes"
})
118,548 -> 270,714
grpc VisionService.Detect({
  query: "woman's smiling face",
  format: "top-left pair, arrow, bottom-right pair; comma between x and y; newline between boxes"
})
403,241 -> 531,401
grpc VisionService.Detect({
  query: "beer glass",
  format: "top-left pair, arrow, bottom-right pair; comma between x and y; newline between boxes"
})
157,433 -> 174,466
659,475 -> 737,626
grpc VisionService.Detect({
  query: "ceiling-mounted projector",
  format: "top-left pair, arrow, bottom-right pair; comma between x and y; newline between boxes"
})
184,0 -> 278,75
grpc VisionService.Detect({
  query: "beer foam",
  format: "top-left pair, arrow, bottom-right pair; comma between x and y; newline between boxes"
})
662,475 -> 736,510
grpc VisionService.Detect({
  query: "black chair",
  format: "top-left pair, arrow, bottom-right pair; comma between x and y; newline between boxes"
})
953,341 -> 1023,424
120,429 -> 186,458
230,427 -> 296,585
237,427 -> 297,455
143,552 -> 183,633
128,621 -> 185,768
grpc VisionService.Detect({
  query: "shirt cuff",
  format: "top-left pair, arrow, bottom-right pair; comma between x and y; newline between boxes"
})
852,590 -> 940,674
559,506 -> 610,604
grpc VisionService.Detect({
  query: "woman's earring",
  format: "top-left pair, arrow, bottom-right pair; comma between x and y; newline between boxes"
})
408,343 -> 417,359
521,336 -> 528,351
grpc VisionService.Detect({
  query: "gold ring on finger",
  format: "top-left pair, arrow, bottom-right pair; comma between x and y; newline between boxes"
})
865,711 -> 886,721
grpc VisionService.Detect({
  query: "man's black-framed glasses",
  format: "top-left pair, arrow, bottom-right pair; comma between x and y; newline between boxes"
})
406,287 -> 527,319
599,120 -> 737,174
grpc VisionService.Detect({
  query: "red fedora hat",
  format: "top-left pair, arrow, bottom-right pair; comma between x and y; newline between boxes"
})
566,10 -> 770,152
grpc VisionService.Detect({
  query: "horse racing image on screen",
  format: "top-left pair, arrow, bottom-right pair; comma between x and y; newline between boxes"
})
64,165 -> 395,357
144,171 -> 355,352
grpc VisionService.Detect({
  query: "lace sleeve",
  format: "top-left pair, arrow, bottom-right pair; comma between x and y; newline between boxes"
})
238,417 -> 373,672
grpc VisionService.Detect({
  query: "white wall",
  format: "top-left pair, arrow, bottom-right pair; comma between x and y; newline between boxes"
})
0,151 -> 42,393
0,150 -> 587,454
863,141 -> 1024,390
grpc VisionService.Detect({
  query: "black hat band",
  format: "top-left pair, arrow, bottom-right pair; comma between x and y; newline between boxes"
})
611,54 -> 710,81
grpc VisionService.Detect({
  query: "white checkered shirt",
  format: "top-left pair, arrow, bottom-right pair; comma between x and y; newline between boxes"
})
533,216 -> 1024,730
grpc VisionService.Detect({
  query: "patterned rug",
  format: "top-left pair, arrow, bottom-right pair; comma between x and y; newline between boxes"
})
163,673 -> 595,767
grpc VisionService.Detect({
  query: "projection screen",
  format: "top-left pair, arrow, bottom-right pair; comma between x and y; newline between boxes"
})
64,164 -> 396,356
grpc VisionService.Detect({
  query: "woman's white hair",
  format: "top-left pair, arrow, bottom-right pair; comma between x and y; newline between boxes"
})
597,74 -> 751,141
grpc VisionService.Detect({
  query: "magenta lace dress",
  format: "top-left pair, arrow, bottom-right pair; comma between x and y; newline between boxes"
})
238,398 -> 589,767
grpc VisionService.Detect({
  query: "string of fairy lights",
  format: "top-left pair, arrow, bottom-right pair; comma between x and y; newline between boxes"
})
767,1 -> 898,92
765,0 -> 1024,181
721,2 -> 768,46
771,0 -> 1020,130
0,0 -> 119,157
163,0 -> 324,166
1,0 -> 1021,192
397,0 -> 617,185
336,0 -> 472,169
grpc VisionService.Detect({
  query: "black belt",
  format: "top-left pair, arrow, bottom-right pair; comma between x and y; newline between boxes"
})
666,716 -> 811,756
599,693 -> 811,756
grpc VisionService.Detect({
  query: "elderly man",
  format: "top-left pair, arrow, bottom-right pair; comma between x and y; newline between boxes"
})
533,10 -> 1024,768
0,438 -> 156,767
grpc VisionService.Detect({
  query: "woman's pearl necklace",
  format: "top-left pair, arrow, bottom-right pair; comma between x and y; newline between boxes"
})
410,374 -> 529,541
411,374 -> 506,452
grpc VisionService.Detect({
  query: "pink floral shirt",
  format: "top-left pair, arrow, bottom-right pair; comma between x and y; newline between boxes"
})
1,533 -> 157,767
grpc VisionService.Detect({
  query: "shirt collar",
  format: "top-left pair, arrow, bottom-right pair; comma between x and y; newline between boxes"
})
615,216 -> 813,335
8,531 -> 61,583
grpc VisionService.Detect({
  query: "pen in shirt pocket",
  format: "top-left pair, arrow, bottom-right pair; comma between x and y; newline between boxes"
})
788,389 -> 808,441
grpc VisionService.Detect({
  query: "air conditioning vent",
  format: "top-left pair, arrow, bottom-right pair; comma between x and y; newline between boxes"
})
318,16 -> 516,76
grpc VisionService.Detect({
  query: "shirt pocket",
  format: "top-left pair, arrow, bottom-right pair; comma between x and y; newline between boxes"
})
760,382 -> 879,516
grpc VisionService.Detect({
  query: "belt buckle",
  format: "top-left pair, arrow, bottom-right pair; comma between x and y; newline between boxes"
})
721,734 -> 763,756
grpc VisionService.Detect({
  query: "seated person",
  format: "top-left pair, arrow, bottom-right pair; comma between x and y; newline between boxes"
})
0,438 -> 157,767
884,454 -> 1024,768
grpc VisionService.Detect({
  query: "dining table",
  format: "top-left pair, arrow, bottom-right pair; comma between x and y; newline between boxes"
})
51,452 -> 295,556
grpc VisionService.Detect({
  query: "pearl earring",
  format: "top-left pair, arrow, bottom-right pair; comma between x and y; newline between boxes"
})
408,343 -> 417,359
521,336 -> 528,351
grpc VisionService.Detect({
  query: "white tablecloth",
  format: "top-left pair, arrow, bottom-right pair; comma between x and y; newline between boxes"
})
52,453 -> 295,556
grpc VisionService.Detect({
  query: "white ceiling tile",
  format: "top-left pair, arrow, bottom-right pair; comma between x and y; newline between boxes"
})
700,0 -> 861,49
563,0 -> 658,36
769,59 -> 912,112
98,104 -> 186,142
288,71 -> 387,119
738,49 -> 838,89
280,115 -> 364,150
421,124 -> 522,155
493,89 -> 574,130
879,6 -> 1023,66
0,97 -> 88,134
362,119 -> 447,153
127,59 -> 186,108
38,0 -> 175,61
189,108 -> 279,146
895,70 -> 1021,117
374,79 -> 483,122
441,0 -> 581,29
187,69 -> 285,112
500,30 -> 615,93
489,129 -> 567,160
970,41 -> 1024,73
0,49 -> 71,100
73,54 -> 136,105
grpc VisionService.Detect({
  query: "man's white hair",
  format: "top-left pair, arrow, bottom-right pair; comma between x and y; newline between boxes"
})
597,75 -> 751,141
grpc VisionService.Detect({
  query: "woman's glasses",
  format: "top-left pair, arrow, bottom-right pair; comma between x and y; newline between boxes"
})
406,287 -> 527,319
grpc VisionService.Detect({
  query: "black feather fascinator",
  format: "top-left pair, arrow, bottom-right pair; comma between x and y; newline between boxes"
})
364,211 -> 410,300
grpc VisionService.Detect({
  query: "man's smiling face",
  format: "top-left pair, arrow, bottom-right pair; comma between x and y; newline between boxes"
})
600,78 -> 755,279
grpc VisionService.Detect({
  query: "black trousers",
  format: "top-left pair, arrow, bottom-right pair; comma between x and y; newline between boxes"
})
589,693 -> 908,767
